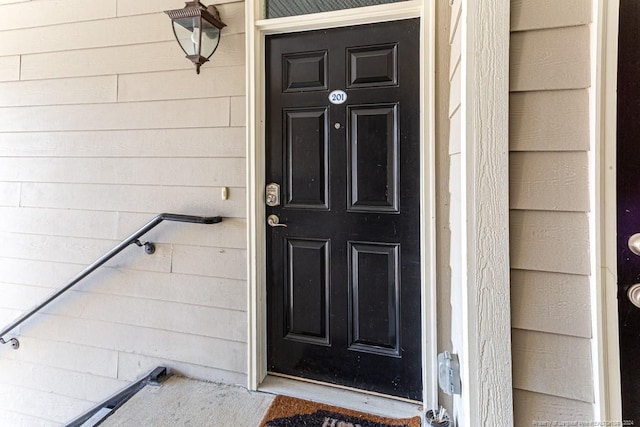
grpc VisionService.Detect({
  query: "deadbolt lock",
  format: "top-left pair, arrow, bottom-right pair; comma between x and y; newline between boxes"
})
266,183 -> 280,207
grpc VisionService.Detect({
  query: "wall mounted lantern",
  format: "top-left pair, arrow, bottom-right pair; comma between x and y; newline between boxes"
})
164,1 -> 226,74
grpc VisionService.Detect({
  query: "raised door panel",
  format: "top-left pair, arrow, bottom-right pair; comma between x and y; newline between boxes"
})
285,238 -> 330,345
348,242 -> 400,357
348,104 -> 399,212
284,108 -> 329,209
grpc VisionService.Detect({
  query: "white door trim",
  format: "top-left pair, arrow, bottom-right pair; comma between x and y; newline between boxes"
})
459,0 -> 513,423
595,0 -> 622,421
244,0 -> 438,409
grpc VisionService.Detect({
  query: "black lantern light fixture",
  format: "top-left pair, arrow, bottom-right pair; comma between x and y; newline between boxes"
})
165,1 -> 226,74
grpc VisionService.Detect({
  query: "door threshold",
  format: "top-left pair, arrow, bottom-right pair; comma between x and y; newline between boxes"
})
258,374 -> 424,420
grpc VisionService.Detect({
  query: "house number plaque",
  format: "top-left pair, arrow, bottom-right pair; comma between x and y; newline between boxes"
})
329,90 -> 347,105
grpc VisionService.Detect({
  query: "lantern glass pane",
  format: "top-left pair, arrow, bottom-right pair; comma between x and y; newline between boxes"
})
172,16 -> 201,56
200,20 -> 221,59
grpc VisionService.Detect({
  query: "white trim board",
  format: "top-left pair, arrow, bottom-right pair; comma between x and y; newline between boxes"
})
596,0 -> 622,421
245,0 -> 438,412
459,0 -> 513,424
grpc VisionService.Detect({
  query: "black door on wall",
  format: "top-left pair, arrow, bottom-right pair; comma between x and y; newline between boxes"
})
265,19 -> 422,400
617,1 -> 640,424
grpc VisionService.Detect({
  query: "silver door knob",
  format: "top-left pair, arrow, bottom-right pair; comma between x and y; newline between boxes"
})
267,214 -> 287,228
629,284 -> 640,309
629,233 -> 640,256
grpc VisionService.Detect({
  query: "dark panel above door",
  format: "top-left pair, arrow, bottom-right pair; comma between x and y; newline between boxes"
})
265,0 -> 409,19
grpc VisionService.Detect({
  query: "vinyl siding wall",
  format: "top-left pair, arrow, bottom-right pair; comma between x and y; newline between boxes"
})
509,0 -> 595,424
0,0 -> 247,425
447,0 -> 596,424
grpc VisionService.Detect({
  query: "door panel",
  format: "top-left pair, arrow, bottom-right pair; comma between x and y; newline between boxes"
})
266,19 -> 422,400
285,238 -> 330,345
285,108 -> 329,208
283,51 -> 328,92
348,104 -> 399,211
617,1 -> 640,423
348,242 -> 401,356
347,44 -> 398,87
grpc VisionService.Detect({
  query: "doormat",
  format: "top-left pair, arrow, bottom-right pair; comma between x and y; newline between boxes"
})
259,395 -> 421,427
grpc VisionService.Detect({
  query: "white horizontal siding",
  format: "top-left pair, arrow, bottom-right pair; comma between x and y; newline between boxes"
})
0,157 -> 246,187
116,351 -> 246,385
0,128 -> 246,158
0,359 -> 127,403
22,313 -> 247,373
0,231 -> 173,272
0,182 -> 21,206
118,66 -> 245,102
19,183 -> 246,217
0,98 -> 231,131
0,1 -> 248,425
0,3 -> 244,57
0,383 -> 92,424
21,34 -> 245,80
0,207 -> 118,239
0,55 -> 20,81
0,76 -> 118,106
0,0 -> 116,31
0,259 -> 246,312
1,336 -> 119,378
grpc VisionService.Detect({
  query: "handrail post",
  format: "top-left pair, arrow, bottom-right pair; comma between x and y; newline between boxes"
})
0,213 -> 221,349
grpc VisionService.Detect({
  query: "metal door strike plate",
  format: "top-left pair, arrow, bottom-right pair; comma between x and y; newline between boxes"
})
266,183 -> 280,207
438,351 -> 461,395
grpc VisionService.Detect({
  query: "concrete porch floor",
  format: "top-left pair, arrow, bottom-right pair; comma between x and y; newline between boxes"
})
99,376 -> 275,427
95,374 -> 425,426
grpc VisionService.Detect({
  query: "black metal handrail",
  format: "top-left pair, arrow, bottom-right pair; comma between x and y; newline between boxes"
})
0,213 -> 222,349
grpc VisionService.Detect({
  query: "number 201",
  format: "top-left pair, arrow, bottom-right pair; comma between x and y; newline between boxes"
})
329,90 -> 347,104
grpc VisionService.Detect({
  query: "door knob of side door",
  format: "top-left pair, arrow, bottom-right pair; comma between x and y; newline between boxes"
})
628,284 -> 640,309
267,214 -> 287,228
629,233 -> 640,256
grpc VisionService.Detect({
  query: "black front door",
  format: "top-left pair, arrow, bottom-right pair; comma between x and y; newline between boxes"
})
265,19 -> 422,401
617,1 -> 640,423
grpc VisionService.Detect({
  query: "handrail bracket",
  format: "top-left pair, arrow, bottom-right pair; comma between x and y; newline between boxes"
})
132,239 -> 156,255
0,337 -> 20,350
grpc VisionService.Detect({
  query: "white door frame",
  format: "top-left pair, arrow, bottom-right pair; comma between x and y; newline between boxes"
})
244,0 -> 438,408
595,0 -> 622,421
